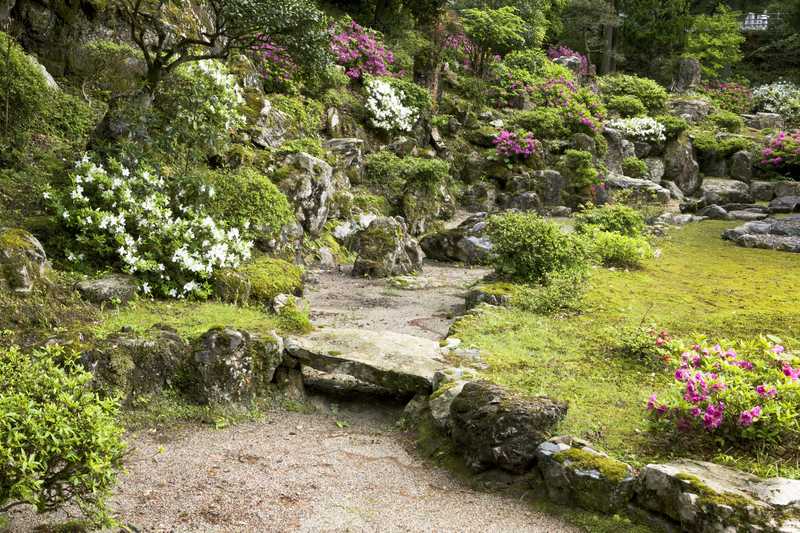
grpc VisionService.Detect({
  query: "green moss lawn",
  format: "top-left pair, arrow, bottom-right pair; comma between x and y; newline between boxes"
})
452,221 -> 800,477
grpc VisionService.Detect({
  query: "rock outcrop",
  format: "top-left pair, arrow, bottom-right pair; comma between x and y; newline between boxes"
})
722,215 -> 800,253
278,152 -> 334,236
0,228 -> 48,293
352,217 -> 424,278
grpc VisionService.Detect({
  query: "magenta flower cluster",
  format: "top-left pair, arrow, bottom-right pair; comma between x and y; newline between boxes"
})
493,130 -> 539,161
252,37 -> 297,89
760,130 -> 800,175
331,20 -> 395,80
547,45 -> 590,76
647,339 -> 800,444
532,77 -> 605,133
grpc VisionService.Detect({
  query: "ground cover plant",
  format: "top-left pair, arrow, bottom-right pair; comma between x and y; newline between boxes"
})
453,221 -> 800,478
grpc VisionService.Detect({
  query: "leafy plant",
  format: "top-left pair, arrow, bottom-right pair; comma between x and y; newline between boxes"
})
622,156 -> 648,179
492,129 -> 540,163
0,345 -> 126,524
575,203 -> 646,237
486,212 -> 587,284
752,81 -> 800,127
509,107 -> 568,139
461,6 -> 526,76
364,77 -> 419,132
655,114 -> 689,140
598,74 -> 668,114
759,130 -> 800,178
331,19 -> 395,80
585,229 -> 653,268
699,81 -> 752,115
607,95 -> 646,118
709,111 -> 744,134
686,5 -> 744,79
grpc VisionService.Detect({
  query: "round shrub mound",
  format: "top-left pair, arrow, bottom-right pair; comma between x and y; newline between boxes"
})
206,167 -> 295,242
598,74 -> 669,115
587,230 -> 653,269
0,345 -> 125,524
239,257 -> 304,304
607,95 -> 647,118
622,156 -> 649,179
575,204 -> 646,237
486,212 -> 587,284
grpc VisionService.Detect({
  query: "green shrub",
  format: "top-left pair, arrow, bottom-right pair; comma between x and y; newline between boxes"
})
709,110 -> 745,133
656,114 -> 689,139
612,325 -> 672,367
71,39 -> 144,99
575,204 -> 646,237
205,167 -> 295,243
502,48 -> 548,74
622,156 -> 649,179
272,137 -> 328,160
384,76 -> 433,118
691,129 -> 754,157
509,107 -> 568,139
513,268 -> 588,314
486,212 -> 587,284
362,151 -> 450,208
269,94 -> 324,137
559,150 -> 601,198
599,74 -> 669,114
607,95 -> 647,118
0,345 -> 125,524
586,229 -> 653,268
276,295 -> 313,334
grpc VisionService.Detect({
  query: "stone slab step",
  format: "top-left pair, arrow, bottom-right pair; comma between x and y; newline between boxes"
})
285,328 -> 446,395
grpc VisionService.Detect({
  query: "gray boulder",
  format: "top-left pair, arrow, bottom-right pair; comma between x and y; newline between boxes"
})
605,173 -> 670,203
775,181 -> 800,198
537,437 -> 636,514
190,328 -> 284,404
429,380 -> 469,432
770,196 -> 800,213
462,182 -> 497,212
449,380 -> 568,473
697,204 -> 729,220
701,178 -> 752,205
743,113 -> 784,130
419,214 -> 492,265
729,150 -> 753,182
75,274 -> 138,305
667,99 -> 712,124
672,58 -> 701,93
0,228 -> 48,293
663,137 -> 700,194
644,158 -> 665,182
662,180 -> 685,201
251,97 -> 290,148
636,460 -> 800,532
278,152 -> 334,236
285,328 -> 446,395
723,215 -> 800,252
506,191 -> 542,212
352,217 -> 424,278
324,138 -> 364,175
751,180 -> 776,201
533,170 -> 566,205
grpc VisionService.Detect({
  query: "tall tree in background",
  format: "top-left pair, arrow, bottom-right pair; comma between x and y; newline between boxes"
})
618,0 -> 692,81
556,0 -> 619,73
455,0 -> 566,48
686,4 -> 744,79
461,6 -> 527,76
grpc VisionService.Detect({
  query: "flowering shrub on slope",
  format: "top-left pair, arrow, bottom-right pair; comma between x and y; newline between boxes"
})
493,130 -> 539,162
700,81 -> 752,114
252,38 -> 298,93
752,81 -> 800,123
760,130 -> 800,177
51,157 -> 252,298
608,117 -> 666,143
547,45 -> 589,76
531,77 -> 605,134
365,78 -> 418,132
648,338 -> 800,446
331,20 -> 394,80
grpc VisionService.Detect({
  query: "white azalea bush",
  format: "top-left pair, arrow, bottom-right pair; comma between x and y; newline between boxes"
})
365,78 -> 419,132
50,156 -> 252,299
752,81 -> 800,124
155,60 -> 246,159
608,116 -> 666,143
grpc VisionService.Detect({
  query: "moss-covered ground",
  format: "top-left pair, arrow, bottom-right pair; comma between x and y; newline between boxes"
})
452,221 -> 800,478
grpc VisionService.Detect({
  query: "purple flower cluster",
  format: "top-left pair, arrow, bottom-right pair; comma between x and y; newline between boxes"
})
531,77 -> 604,133
760,130 -> 800,175
547,45 -> 590,76
252,37 -> 297,89
331,20 -> 394,80
493,130 -> 539,161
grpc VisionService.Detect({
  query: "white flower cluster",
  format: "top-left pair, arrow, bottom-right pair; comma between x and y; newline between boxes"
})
752,81 -> 800,120
365,78 -> 418,132
608,117 -> 666,142
57,157 -> 252,299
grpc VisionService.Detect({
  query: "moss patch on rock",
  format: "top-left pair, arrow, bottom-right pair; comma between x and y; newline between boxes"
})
554,448 -> 631,484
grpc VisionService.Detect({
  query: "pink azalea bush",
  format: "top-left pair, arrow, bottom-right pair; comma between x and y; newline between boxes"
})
699,81 -> 753,114
252,38 -> 298,93
531,77 -> 605,135
493,129 -> 539,162
547,45 -> 589,76
647,337 -> 800,446
759,130 -> 800,178
331,20 -> 394,80
443,32 -> 478,71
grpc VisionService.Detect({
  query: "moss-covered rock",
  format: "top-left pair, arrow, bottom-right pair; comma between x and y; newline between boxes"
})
449,380 -> 568,474
537,437 -> 636,514
351,217 -> 424,278
277,152 -> 335,237
0,228 -> 48,293
215,257 -> 303,306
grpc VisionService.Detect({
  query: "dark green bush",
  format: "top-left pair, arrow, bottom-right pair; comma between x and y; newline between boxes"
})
607,95 -> 647,118
0,345 -> 125,524
486,212 -> 587,284
655,114 -> 689,139
559,149 -> 600,189
575,204 -> 646,237
709,110 -> 745,133
205,167 -> 295,242
599,74 -> 669,114
509,107 -> 568,139
622,156 -> 649,179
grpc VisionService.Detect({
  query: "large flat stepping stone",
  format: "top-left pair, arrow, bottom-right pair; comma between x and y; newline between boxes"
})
285,329 -> 446,395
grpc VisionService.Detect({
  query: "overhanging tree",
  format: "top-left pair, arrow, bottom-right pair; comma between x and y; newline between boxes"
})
461,6 -> 526,76
114,0 -> 330,92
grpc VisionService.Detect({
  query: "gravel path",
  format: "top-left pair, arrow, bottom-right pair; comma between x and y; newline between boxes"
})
10,398 -> 578,532
306,261 -> 492,340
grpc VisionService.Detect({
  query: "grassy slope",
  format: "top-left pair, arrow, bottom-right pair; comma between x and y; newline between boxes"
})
453,221 -> 800,477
